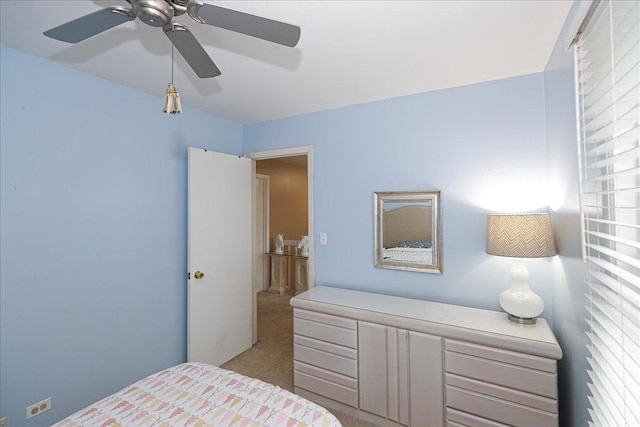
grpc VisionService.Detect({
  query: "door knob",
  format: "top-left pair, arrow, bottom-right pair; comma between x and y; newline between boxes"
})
194,271 -> 205,279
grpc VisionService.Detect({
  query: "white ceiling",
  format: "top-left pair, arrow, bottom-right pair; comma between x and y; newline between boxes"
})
0,1 -> 572,124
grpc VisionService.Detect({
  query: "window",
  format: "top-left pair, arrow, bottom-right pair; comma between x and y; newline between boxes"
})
574,1 -> 640,426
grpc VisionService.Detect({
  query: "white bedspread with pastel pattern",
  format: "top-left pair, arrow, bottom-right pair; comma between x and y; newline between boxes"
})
54,362 -> 341,427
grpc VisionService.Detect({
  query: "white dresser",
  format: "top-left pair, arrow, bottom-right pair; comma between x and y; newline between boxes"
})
290,286 -> 562,427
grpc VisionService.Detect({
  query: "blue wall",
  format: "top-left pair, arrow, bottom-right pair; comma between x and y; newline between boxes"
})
0,45 -> 243,425
244,73 -> 555,314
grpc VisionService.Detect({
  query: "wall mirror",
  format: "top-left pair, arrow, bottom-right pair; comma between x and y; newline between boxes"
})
374,191 -> 442,274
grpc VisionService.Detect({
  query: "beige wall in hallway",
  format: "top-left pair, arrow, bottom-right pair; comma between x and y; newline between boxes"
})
256,158 -> 308,251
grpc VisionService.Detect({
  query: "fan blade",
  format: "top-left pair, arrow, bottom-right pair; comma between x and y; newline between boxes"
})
164,23 -> 221,78
43,7 -> 135,43
188,2 -> 300,47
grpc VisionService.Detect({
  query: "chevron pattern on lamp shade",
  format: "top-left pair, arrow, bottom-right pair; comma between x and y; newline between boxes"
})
486,213 -> 556,258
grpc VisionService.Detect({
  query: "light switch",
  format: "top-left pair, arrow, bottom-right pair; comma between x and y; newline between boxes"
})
320,233 -> 328,246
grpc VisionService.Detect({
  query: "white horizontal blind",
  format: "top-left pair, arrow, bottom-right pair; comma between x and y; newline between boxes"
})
575,1 -> 640,426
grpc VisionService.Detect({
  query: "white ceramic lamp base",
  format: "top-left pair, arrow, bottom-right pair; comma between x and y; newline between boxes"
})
499,259 -> 544,324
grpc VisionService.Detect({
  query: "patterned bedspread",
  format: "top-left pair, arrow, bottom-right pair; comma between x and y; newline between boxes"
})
54,362 -> 341,427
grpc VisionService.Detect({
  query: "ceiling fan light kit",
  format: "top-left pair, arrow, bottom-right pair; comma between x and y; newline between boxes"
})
163,83 -> 182,115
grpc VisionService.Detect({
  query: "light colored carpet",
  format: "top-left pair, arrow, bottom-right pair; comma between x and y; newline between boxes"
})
221,291 -> 378,427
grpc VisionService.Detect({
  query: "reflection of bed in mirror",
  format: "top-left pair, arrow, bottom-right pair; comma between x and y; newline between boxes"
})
374,190 -> 442,274
382,205 -> 433,264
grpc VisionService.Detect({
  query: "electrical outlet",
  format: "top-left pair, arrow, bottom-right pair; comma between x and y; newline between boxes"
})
26,397 -> 51,419
0,416 -> 7,427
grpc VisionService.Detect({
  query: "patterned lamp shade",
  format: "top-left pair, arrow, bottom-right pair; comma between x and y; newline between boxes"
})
486,213 -> 556,258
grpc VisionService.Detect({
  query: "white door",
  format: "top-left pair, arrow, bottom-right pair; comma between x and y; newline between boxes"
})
188,148 -> 252,366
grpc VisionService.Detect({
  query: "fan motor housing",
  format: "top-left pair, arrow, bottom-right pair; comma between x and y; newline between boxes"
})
131,0 -> 175,27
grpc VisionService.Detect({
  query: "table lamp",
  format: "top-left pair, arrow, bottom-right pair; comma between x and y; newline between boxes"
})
486,213 -> 557,324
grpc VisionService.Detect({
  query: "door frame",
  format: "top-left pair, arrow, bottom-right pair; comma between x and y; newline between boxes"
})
255,174 -> 270,293
243,145 -> 315,344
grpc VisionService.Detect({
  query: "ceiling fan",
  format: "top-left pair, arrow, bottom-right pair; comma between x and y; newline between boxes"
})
43,0 -> 301,78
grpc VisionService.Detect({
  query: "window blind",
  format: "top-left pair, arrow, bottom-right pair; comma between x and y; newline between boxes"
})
574,1 -> 640,426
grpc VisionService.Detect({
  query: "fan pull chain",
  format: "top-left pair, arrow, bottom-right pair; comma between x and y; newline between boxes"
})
163,26 -> 182,115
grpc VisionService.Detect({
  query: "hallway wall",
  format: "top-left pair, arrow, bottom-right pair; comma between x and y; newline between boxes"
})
257,159 -> 308,251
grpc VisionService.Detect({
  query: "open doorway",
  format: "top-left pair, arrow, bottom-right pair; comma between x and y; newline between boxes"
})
245,146 -> 314,344
256,155 -> 308,292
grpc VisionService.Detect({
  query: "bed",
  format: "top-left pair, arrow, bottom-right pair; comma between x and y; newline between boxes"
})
382,205 -> 433,265
54,362 -> 342,427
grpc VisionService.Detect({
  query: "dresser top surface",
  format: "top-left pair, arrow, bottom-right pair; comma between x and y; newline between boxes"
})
292,286 -> 561,356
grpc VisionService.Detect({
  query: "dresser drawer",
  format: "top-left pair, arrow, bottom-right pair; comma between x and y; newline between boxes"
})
294,334 -> 357,359
445,351 -> 557,398
446,340 -> 556,373
294,318 -> 357,349
294,360 -> 358,389
446,373 -> 557,413
294,370 -> 358,408
294,309 -> 357,329
446,386 -> 558,427
294,343 -> 358,377
446,408 -> 509,427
